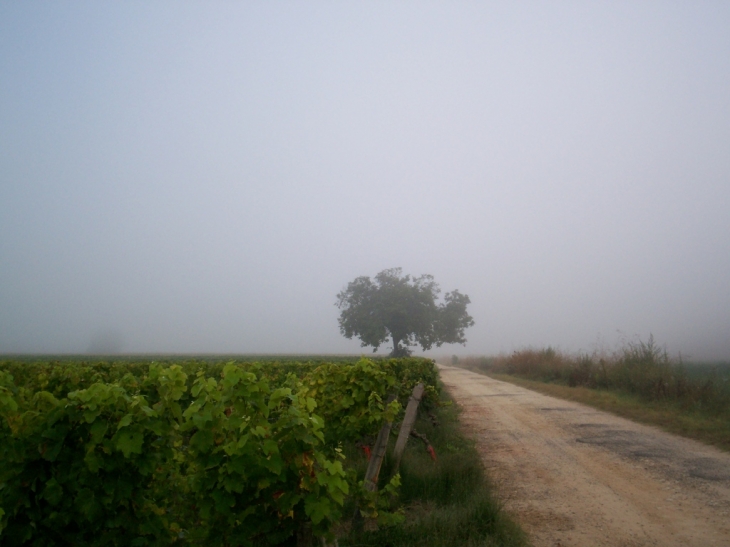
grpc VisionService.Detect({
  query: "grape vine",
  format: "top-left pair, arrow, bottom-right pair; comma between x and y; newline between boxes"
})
0,357 -> 439,545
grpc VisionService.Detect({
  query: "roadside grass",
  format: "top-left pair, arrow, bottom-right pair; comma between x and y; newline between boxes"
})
450,339 -> 730,452
341,390 -> 528,547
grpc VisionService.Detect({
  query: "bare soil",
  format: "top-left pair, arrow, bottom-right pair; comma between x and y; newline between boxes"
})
439,365 -> 730,547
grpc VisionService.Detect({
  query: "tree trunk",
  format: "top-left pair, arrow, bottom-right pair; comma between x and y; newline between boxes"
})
391,336 -> 401,357
390,335 -> 411,357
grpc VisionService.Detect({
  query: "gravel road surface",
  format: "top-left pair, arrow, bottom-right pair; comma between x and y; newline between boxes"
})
439,365 -> 730,547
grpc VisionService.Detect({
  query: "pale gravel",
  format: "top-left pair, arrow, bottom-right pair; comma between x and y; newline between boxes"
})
438,365 -> 730,547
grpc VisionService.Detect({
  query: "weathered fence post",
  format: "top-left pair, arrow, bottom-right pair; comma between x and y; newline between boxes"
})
391,382 -> 425,474
352,393 -> 397,532
363,393 -> 397,492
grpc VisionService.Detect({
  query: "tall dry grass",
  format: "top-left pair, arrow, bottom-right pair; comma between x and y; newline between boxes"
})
453,337 -> 730,417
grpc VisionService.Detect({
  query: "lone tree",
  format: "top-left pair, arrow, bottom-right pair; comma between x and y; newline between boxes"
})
336,268 -> 475,357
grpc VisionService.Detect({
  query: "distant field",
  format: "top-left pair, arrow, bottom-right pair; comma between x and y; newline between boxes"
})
0,353 -> 375,363
680,361 -> 730,379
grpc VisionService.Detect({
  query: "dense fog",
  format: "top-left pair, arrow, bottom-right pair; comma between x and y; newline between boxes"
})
1,3 -> 729,360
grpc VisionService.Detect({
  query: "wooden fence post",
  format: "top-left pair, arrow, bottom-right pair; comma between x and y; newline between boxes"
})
352,393 -> 397,532
362,393 -> 397,491
391,383 -> 425,474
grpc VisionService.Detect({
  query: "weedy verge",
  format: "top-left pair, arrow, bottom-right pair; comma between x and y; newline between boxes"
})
452,338 -> 730,452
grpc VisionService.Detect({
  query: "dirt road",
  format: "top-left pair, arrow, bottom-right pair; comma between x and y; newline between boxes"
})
439,365 -> 730,547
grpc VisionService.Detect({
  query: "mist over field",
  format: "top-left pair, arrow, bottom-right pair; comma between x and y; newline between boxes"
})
1,3 -> 729,360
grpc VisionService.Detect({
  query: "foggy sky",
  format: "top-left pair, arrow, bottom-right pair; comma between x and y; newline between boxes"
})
1,2 -> 729,360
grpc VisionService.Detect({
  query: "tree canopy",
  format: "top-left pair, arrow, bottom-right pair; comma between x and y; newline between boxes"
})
336,268 -> 475,357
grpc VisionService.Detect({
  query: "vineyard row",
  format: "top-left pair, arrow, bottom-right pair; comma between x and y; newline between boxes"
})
0,357 -> 439,546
